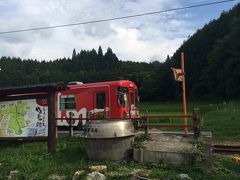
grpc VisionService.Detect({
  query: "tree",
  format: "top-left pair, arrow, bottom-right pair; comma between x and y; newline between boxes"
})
72,49 -> 76,60
104,47 -> 118,69
97,46 -> 103,57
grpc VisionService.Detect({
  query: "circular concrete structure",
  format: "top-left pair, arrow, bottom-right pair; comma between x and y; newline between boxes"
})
84,120 -> 135,161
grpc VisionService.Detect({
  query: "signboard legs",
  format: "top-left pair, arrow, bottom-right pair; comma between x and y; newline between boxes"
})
48,90 -> 56,155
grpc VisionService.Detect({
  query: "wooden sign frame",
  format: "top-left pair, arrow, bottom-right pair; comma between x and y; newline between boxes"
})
0,83 -> 64,155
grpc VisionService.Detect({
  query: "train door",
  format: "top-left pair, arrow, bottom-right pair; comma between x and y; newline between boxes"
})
93,90 -> 109,119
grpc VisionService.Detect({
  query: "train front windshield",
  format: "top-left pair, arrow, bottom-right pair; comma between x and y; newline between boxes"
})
117,86 -> 129,107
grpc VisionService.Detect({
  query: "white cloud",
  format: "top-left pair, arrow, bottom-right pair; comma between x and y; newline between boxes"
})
0,0 -> 233,62
0,18 -> 53,44
0,41 -> 33,58
104,24 -> 185,62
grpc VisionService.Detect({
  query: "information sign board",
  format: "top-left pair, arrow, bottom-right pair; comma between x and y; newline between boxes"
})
0,98 -> 48,137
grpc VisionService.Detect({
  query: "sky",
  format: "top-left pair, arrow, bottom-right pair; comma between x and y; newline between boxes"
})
0,0 -> 239,62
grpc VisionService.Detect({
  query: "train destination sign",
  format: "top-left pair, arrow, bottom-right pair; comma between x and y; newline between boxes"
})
0,98 -> 48,137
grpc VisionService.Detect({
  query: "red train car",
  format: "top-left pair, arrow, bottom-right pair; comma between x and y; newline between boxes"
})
56,80 -> 139,126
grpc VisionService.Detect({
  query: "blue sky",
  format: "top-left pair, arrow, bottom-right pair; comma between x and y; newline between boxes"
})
181,0 -> 238,29
0,0 -> 239,62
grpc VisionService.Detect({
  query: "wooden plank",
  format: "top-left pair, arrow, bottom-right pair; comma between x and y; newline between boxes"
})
48,89 -> 56,156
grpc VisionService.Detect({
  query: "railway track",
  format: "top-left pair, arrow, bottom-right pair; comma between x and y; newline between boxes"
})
213,144 -> 240,154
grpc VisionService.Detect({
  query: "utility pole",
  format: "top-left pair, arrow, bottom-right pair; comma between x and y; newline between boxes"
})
181,52 -> 188,136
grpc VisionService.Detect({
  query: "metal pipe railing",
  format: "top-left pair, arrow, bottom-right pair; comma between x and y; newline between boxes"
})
55,108 -> 201,139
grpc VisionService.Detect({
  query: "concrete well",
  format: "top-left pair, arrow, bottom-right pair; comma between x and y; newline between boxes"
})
84,119 -> 135,161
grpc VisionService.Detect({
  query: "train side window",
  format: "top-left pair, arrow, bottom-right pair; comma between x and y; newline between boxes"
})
96,93 -> 106,109
60,95 -> 76,110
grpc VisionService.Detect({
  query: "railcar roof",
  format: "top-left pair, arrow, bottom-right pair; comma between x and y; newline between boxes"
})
67,80 -> 137,89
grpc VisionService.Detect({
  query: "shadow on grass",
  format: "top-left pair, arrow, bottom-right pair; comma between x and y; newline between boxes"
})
54,137 -> 88,163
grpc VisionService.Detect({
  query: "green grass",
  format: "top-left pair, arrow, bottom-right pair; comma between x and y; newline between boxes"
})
0,101 -> 240,179
213,154 -> 240,179
0,137 -> 88,180
0,137 -> 239,179
139,101 -> 240,141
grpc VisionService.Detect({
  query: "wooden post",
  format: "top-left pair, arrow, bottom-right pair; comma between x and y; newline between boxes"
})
69,112 -> 73,137
144,117 -> 149,138
193,108 -> 200,140
48,89 -> 56,156
181,52 -> 188,136
139,149 -> 144,163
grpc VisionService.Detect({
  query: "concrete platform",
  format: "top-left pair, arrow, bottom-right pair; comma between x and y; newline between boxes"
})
133,133 -> 197,166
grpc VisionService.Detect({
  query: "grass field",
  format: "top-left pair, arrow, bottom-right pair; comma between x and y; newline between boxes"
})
0,101 -> 240,179
0,137 -> 240,179
139,101 -> 240,141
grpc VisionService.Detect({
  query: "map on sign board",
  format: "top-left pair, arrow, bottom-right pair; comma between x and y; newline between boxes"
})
0,99 -> 48,137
